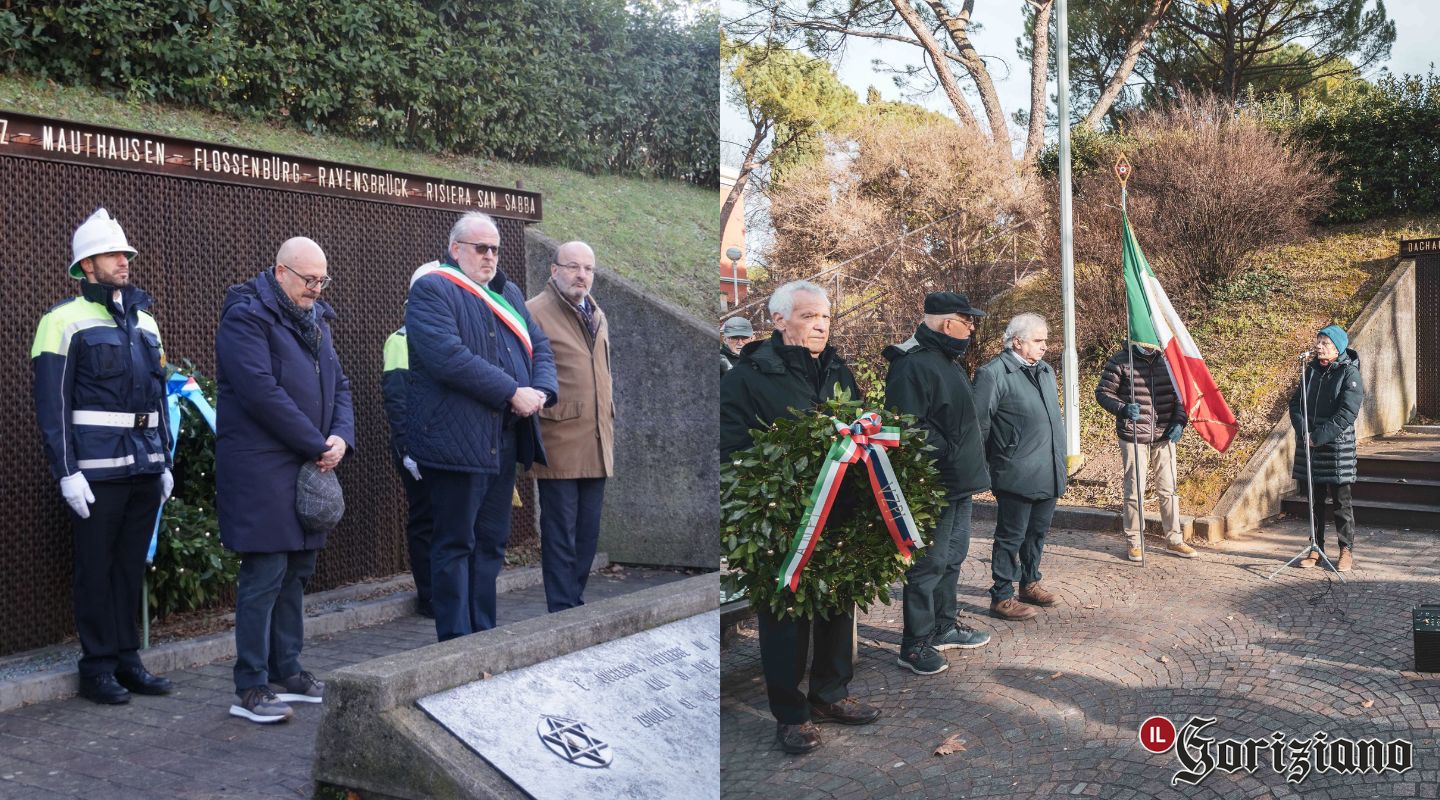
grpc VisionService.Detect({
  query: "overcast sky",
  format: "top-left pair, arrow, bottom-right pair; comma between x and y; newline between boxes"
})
721,0 -> 1436,166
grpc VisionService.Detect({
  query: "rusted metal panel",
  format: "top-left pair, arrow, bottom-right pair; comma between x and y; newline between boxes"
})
0,119 -> 538,655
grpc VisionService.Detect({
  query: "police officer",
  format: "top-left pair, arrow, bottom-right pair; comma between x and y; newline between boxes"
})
382,320 -> 434,618
32,208 -> 174,704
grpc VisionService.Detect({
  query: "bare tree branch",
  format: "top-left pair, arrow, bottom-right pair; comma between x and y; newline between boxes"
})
1081,0 -> 1174,128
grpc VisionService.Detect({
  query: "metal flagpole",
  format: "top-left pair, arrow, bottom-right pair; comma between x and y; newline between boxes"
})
1057,0 -> 1082,474
1116,156 -> 1146,566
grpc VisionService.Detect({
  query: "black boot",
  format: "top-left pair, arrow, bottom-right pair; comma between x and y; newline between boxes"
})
115,665 -> 173,696
78,674 -> 130,705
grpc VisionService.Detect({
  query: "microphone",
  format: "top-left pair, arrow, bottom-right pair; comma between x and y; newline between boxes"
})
1299,350 -> 1312,361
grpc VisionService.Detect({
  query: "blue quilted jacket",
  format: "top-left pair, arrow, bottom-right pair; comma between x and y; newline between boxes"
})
404,260 -> 557,473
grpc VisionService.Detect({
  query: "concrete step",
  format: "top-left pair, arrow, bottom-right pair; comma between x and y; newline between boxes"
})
1350,476 -> 1440,505
1281,494 -> 1440,531
1403,425 -> 1440,435
1356,453 -> 1440,481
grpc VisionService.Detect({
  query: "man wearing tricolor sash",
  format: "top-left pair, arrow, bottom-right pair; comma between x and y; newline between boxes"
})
406,212 -> 557,642
720,280 -> 881,755
882,292 -> 993,675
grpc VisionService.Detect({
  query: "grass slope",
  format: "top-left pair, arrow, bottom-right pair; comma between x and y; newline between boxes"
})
981,215 -> 1440,516
0,74 -> 715,318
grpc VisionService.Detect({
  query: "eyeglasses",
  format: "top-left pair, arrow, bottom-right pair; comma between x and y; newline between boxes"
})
554,262 -> 595,274
457,241 -> 501,256
279,263 -> 332,290
949,316 -> 977,330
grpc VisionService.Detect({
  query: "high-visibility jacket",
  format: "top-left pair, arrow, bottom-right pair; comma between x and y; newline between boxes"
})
381,327 -> 410,463
31,281 -> 172,482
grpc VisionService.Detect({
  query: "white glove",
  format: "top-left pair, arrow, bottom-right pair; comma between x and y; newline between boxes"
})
402,455 -> 422,481
60,473 -> 95,519
160,468 -> 174,502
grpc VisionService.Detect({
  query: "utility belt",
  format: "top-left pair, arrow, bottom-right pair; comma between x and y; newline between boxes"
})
72,410 -> 160,430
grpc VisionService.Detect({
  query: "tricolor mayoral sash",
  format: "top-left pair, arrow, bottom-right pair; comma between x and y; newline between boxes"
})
776,412 -> 925,592
412,261 -> 534,359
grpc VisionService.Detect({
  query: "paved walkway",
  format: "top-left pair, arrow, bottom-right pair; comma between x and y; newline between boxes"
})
721,518 -> 1440,799
0,568 -> 687,799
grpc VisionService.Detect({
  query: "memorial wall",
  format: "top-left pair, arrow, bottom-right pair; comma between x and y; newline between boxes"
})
0,110 -> 543,655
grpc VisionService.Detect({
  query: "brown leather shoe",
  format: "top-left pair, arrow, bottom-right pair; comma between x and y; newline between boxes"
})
809,697 -> 881,726
1019,582 -> 1059,607
776,721 -> 822,754
990,597 -> 1039,621
1298,550 -> 1319,569
1338,547 -> 1353,572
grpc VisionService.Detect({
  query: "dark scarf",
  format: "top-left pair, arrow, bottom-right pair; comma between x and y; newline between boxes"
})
553,278 -> 599,338
264,269 -> 321,359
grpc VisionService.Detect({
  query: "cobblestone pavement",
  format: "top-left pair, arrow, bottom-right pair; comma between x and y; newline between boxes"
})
722,518 -> 1440,799
0,567 -> 687,799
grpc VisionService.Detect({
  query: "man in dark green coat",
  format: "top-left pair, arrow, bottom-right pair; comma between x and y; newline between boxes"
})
720,280 -> 879,756
1289,324 -> 1364,572
973,313 -> 1068,620
882,292 -> 993,676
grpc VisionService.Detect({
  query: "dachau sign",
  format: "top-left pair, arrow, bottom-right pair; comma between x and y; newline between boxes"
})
0,110 -> 542,220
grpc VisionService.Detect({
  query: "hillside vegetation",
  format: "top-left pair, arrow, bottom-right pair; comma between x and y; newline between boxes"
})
976,214 -> 1440,515
0,74 -> 715,318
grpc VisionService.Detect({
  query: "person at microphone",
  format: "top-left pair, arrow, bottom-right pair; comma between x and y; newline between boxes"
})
1288,325 -> 1364,572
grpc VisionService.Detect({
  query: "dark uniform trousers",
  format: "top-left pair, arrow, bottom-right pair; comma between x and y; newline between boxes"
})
73,475 -> 163,679
901,495 -> 973,649
756,605 -> 855,725
426,434 -> 518,641
395,459 -> 434,614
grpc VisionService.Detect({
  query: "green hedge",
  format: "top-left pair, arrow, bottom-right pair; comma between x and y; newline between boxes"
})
0,0 -> 718,185
1250,74 -> 1440,223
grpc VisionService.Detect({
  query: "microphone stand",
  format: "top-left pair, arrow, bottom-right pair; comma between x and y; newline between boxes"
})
1267,352 -> 1344,581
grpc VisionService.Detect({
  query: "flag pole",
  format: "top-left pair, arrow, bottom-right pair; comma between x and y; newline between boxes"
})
1057,0 -> 1082,475
1115,155 -> 1146,567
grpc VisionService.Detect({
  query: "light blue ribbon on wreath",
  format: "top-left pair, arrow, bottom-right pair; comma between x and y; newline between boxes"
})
147,372 -> 218,564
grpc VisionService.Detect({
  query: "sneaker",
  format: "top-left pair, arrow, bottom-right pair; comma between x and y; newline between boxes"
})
1127,547 -> 1143,562
809,697 -> 881,726
271,671 -> 324,703
931,622 -> 990,650
1019,582 -> 1059,607
1165,541 -> 1198,559
1298,550 -> 1319,569
990,597 -> 1039,621
897,644 -> 949,675
229,686 -> 293,724
776,721 -> 822,754
1338,547 -> 1353,572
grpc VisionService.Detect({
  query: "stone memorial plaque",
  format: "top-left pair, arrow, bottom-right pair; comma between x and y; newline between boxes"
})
418,610 -> 721,799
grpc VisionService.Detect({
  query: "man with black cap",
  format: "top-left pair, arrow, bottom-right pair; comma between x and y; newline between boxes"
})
721,316 -> 753,371
32,208 -> 175,704
882,291 -> 993,675
1289,324 -> 1363,572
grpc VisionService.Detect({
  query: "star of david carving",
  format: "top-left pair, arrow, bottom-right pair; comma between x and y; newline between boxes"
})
537,715 -> 613,768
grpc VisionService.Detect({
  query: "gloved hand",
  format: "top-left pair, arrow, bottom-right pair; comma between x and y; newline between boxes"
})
1123,403 -> 1142,422
1164,423 -> 1184,443
160,468 -> 174,502
402,455 -> 422,481
60,472 -> 95,519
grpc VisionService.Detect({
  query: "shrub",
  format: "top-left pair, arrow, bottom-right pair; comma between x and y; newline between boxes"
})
148,364 -> 238,619
1,0 -> 719,185
1053,93 -> 1332,360
1250,73 -> 1440,223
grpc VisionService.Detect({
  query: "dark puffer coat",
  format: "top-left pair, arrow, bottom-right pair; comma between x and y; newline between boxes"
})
719,332 -> 859,460
1094,344 -> 1187,444
881,324 -> 990,499
1289,348 -> 1364,484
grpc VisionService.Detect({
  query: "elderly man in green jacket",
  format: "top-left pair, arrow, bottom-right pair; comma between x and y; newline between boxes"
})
973,313 -> 1068,621
883,291 -> 993,676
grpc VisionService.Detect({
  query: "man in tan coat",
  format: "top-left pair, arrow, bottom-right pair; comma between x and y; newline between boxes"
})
527,240 -> 614,611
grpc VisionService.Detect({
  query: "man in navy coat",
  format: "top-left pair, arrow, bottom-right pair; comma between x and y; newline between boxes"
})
216,236 -> 354,723
406,212 -> 557,642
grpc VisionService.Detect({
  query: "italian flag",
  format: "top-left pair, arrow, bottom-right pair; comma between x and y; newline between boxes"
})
1122,213 -> 1239,453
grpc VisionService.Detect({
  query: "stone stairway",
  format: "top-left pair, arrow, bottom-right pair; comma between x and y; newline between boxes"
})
1281,426 -> 1440,530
